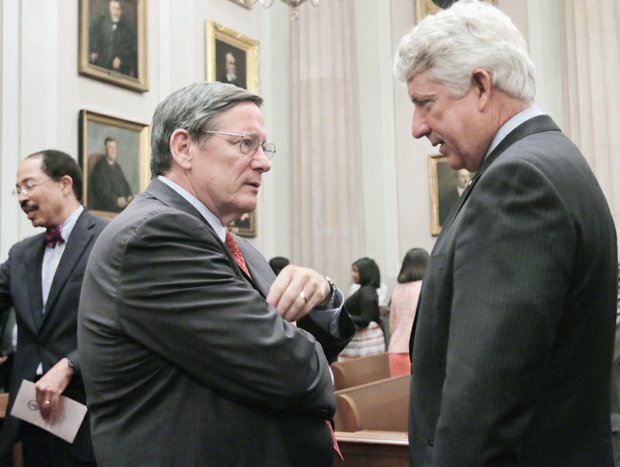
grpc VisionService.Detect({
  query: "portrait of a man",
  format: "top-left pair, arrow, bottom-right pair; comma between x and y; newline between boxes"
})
88,137 -> 135,213
438,167 -> 471,226
88,0 -> 138,77
83,117 -> 142,215
429,155 -> 473,235
216,42 -> 247,89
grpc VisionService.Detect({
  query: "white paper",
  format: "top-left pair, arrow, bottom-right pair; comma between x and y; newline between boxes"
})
10,379 -> 87,443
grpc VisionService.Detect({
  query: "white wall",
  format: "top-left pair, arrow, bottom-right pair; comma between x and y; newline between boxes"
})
0,0 -> 587,287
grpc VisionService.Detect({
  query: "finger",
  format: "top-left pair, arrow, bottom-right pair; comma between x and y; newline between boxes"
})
38,395 -> 53,420
266,270 -> 292,309
48,397 -> 60,424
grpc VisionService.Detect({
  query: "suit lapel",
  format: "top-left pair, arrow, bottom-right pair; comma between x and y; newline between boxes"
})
236,239 -> 273,298
25,240 -> 46,330
145,179 -> 266,295
441,115 -> 560,232
42,212 -> 93,324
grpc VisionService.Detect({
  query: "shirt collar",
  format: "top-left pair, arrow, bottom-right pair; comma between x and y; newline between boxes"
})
484,105 -> 544,159
157,175 -> 226,242
59,205 -> 84,242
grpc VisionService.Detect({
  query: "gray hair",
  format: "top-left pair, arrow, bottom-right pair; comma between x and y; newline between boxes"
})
150,82 -> 263,177
393,0 -> 535,102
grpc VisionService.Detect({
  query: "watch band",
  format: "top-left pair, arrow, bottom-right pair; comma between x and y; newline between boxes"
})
320,275 -> 336,307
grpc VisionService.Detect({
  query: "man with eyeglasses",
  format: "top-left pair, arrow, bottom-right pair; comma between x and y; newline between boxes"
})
78,82 -> 354,466
0,150 -> 106,466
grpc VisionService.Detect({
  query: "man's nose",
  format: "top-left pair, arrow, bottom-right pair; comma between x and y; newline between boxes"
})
411,110 -> 430,139
251,147 -> 272,173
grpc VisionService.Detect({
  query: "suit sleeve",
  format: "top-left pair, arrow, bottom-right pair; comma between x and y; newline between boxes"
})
0,254 -> 11,313
433,158 -> 575,464
116,210 -> 335,416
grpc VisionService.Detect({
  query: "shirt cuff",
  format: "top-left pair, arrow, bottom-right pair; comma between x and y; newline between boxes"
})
309,288 -> 344,338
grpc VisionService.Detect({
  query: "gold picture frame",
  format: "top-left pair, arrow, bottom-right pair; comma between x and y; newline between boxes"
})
228,0 -> 254,9
205,20 -> 259,237
79,110 -> 150,219
78,0 -> 148,92
415,0 -> 497,22
428,155 -> 473,236
205,20 -> 260,94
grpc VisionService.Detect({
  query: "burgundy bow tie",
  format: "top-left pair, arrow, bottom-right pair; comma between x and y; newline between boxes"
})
44,227 -> 64,248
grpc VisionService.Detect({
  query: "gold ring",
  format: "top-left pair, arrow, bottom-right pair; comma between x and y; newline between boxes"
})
299,291 -> 307,303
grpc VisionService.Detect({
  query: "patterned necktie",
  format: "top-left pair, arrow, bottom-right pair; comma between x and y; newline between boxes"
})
43,225 -> 64,248
225,232 -> 251,278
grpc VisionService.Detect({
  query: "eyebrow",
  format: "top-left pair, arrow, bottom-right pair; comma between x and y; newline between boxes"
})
410,94 -> 436,106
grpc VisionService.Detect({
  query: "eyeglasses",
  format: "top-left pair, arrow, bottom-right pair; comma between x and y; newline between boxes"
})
12,178 -> 52,196
203,131 -> 276,160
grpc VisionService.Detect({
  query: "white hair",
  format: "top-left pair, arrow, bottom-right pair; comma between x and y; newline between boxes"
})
394,0 -> 536,102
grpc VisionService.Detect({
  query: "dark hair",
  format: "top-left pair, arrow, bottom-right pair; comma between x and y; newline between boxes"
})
150,82 -> 263,177
269,256 -> 290,276
353,257 -> 381,288
26,149 -> 83,202
397,248 -> 430,283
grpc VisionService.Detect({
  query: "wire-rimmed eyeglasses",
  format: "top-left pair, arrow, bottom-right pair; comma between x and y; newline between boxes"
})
12,178 -> 52,196
203,131 -> 276,160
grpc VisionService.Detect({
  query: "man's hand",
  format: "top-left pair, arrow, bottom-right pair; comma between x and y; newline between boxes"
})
266,266 -> 331,322
35,358 -> 74,424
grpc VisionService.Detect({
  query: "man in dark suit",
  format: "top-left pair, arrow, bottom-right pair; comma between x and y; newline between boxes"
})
78,82 -> 354,466
394,1 -> 617,465
0,150 -> 107,466
88,137 -> 134,213
612,262 -> 620,466
88,0 -> 137,77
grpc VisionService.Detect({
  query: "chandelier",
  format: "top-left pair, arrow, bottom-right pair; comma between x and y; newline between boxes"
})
247,0 -> 320,20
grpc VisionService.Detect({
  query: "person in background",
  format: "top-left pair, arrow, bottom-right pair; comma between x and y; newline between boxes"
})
0,150 -> 106,466
387,248 -> 429,376
394,0 -> 617,465
0,308 -> 16,392
78,82 -> 354,466
612,261 -> 620,466
269,256 -> 290,276
339,257 -> 385,360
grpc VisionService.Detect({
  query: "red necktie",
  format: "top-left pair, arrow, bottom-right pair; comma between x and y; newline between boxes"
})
225,232 -> 252,278
43,225 -> 64,248
327,420 -> 343,461
225,231 -> 341,460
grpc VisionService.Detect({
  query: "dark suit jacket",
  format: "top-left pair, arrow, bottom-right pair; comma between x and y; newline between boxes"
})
0,210 -> 107,461
409,115 -> 618,466
611,263 -> 620,434
78,178 -> 354,466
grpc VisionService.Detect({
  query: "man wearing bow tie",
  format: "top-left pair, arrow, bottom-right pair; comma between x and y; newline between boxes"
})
0,150 -> 107,466
78,82 -> 355,466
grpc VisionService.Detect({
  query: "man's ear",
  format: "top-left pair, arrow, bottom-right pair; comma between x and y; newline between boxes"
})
169,129 -> 193,170
472,68 -> 492,110
60,175 -> 74,196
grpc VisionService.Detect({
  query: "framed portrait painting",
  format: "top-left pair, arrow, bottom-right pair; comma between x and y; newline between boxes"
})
205,21 -> 260,94
78,0 -> 148,92
79,110 -> 150,219
205,20 -> 259,237
415,0 -> 497,22
428,155 -> 473,236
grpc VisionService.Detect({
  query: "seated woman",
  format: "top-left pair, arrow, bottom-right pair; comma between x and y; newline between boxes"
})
339,257 -> 385,360
388,248 -> 429,376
